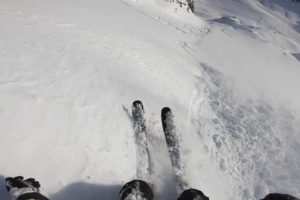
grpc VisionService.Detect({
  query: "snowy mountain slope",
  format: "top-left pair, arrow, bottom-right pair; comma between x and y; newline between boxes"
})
0,0 -> 300,200
188,0 -> 300,199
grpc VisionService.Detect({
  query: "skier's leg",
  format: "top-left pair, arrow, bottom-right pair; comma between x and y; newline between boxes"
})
119,180 -> 153,200
177,188 -> 209,200
5,176 -> 49,200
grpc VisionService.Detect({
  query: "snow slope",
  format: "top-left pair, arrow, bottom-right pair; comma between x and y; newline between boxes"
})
0,0 -> 299,200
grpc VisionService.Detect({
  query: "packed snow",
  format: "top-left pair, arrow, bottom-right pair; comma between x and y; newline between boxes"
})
0,0 -> 300,200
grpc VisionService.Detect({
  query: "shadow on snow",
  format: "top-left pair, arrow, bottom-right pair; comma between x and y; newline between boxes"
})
0,175 -> 122,200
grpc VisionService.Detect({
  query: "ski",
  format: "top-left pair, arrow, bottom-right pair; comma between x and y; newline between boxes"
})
132,100 -> 152,183
161,107 -> 188,195
161,107 -> 209,200
120,101 -> 153,200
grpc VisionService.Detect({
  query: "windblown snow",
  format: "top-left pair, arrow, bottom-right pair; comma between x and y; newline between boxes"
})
0,0 -> 300,200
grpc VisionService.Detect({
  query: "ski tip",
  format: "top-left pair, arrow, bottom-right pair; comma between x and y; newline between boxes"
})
132,100 -> 144,112
133,100 -> 143,107
161,107 -> 172,117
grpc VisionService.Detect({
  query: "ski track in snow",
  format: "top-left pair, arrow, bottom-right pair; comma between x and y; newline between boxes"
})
190,64 -> 300,199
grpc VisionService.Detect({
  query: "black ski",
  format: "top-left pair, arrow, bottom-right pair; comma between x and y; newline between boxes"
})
161,107 -> 188,194
132,100 -> 152,182
161,107 -> 209,200
118,101 -> 153,200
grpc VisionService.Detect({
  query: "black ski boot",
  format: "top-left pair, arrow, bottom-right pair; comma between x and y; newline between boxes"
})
5,176 -> 49,200
261,193 -> 300,200
178,189 -> 209,200
120,180 -> 153,200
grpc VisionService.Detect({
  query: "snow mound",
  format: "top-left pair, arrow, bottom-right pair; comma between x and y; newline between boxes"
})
211,16 -> 255,32
124,0 -> 194,15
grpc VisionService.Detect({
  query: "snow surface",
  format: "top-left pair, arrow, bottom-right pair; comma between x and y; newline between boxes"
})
0,0 -> 300,200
